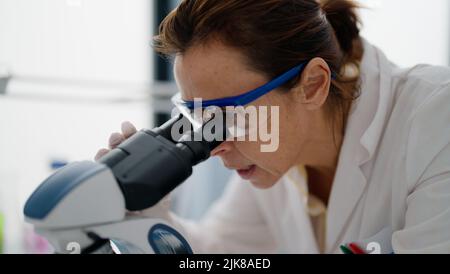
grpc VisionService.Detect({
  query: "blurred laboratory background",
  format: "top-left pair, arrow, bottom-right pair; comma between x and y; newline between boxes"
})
0,0 -> 449,254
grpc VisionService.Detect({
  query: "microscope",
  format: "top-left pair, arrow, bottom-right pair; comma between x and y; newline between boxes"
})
23,115 -> 224,254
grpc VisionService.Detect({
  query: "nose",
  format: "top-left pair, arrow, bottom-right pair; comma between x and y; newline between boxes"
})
211,141 -> 233,157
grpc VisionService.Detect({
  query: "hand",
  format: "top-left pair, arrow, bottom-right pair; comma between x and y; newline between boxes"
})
95,121 -> 138,162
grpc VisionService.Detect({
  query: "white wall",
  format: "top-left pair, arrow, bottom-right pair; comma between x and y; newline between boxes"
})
360,0 -> 450,67
0,0 -> 154,253
0,0 -> 152,84
0,96 -> 151,253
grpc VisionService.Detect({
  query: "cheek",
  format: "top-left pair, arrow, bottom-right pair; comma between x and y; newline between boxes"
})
242,115 -> 302,176
233,140 -> 287,176
233,140 -> 258,155
229,95 -> 305,176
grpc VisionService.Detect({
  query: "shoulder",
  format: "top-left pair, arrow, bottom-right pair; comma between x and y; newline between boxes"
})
391,64 -> 450,104
392,66 -> 450,187
393,64 -> 450,85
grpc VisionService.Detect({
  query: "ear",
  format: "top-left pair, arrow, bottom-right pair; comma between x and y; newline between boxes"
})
292,58 -> 332,110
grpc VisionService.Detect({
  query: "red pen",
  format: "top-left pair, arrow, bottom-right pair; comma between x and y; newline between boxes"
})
348,243 -> 366,254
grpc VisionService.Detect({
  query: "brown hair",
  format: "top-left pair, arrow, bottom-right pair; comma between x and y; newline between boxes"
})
154,0 -> 364,136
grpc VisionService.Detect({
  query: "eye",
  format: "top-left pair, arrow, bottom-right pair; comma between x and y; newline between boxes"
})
201,106 -> 223,123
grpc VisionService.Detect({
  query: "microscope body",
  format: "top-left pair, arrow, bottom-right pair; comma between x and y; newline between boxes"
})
24,115 -> 222,254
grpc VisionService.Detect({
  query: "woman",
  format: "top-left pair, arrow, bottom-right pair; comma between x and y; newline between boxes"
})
96,0 -> 450,253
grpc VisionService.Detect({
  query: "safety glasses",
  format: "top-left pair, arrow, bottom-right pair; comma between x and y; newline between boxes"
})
171,61 -> 330,139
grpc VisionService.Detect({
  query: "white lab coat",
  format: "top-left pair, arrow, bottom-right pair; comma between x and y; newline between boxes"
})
170,39 -> 450,254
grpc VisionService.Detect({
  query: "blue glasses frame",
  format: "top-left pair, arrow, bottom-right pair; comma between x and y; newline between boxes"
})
180,61 -> 336,110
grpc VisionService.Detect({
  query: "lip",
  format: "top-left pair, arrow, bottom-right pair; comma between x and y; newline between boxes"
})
236,165 -> 256,180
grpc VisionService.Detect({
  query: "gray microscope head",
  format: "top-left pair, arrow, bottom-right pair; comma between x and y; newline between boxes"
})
24,161 -> 126,230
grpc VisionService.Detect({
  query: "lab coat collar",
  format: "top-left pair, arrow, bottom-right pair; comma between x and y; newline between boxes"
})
325,39 -> 395,253
358,40 -> 396,166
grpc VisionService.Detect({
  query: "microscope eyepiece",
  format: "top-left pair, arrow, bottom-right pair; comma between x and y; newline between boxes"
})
100,114 -> 225,211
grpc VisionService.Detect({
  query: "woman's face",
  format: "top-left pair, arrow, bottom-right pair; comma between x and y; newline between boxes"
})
174,40 -> 328,189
